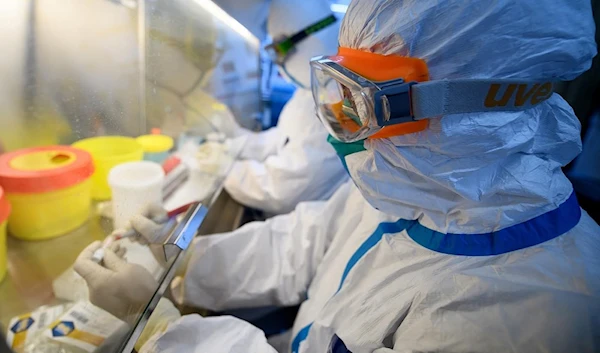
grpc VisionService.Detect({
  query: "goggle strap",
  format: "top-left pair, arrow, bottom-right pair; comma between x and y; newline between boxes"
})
410,79 -> 555,120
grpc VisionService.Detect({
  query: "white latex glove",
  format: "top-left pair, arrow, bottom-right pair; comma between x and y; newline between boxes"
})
108,240 -> 127,259
54,241 -> 126,302
129,204 -> 172,244
74,241 -> 158,321
128,204 -> 175,267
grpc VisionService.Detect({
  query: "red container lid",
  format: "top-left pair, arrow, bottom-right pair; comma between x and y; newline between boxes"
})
0,146 -> 94,194
0,186 -> 10,222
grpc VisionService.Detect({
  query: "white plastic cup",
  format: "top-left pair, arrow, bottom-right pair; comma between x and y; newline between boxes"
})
108,161 -> 165,229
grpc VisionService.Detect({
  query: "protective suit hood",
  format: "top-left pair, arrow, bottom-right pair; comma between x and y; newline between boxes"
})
338,0 -> 597,234
268,0 -> 340,89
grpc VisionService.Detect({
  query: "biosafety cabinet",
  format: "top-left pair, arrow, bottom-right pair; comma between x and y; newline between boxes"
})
0,0 -> 263,351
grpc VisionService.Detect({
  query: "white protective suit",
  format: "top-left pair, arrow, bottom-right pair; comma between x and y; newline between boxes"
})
139,0 -> 600,352
223,0 -> 347,215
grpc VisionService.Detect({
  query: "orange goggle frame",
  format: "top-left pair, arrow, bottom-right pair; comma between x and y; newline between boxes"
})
311,47 -> 430,141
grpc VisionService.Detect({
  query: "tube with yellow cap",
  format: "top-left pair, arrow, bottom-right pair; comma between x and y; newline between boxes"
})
0,146 -> 94,240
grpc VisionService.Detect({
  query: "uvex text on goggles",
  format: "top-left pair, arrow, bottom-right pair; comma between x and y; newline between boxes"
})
265,14 -> 337,65
310,50 -> 555,143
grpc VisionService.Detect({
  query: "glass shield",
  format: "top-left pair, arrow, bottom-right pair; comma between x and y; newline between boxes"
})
0,0 -> 259,352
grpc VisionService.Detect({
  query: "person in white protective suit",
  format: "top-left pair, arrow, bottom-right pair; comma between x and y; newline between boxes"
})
221,0 -> 347,215
74,0 -> 600,352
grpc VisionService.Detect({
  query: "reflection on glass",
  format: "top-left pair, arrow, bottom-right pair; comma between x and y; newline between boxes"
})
0,0 -> 260,351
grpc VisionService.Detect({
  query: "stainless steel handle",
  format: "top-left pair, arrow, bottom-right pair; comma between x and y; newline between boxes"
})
163,202 -> 208,262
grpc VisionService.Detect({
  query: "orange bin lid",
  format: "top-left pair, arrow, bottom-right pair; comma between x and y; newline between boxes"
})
0,186 -> 10,222
0,146 -> 94,194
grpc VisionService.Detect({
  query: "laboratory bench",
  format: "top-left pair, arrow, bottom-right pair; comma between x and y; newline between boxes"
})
0,163 -> 247,353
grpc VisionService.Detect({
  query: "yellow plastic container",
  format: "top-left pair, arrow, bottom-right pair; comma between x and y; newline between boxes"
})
0,186 -> 10,282
6,179 -> 92,240
73,136 -> 143,200
0,146 -> 94,240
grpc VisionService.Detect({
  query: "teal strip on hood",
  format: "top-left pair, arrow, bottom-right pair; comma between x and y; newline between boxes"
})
327,135 -> 366,172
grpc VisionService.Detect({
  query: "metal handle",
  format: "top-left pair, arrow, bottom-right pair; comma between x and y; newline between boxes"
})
162,202 -> 208,262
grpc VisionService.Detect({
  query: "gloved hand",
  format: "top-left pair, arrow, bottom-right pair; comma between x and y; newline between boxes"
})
127,204 -> 176,267
129,204 -> 172,244
74,241 -> 158,321
107,239 -> 127,259
129,204 -> 196,276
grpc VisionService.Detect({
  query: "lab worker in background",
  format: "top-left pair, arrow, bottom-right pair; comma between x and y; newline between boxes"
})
221,0 -> 347,215
75,0 -> 600,352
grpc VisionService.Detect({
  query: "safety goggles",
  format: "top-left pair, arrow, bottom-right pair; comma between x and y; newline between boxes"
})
311,50 -> 555,142
265,14 -> 337,65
